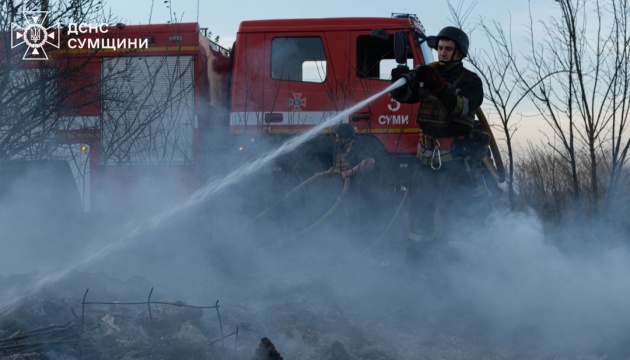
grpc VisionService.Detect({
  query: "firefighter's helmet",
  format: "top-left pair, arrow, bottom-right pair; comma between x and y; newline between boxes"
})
433,26 -> 469,58
336,123 -> 355,140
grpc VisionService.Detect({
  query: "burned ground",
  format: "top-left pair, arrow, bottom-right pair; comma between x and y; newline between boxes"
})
1,170 -> 629,359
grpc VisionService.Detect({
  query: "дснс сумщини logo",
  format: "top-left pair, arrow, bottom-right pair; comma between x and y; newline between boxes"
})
11,11 -> 60,61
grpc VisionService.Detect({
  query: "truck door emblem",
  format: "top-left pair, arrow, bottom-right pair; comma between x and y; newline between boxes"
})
289,93 -> 307,111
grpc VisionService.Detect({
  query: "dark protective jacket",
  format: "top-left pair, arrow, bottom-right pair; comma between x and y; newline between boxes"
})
391,62 -> 484,138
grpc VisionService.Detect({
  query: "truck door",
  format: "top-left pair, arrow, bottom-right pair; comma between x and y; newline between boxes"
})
350,29 -> 423,156
230,29 -> 352,137
263,32 -> 338,133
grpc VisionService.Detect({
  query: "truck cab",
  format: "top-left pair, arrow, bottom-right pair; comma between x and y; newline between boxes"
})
228,14 -> 434,187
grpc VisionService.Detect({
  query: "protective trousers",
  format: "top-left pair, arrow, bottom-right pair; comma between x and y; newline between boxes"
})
406,158 -> 491,259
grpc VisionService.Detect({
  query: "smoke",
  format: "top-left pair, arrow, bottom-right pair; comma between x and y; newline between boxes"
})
440,212 -> 630,353
3,163 -> 630,357
2,78 -> 630,356
0,81 -> 402,312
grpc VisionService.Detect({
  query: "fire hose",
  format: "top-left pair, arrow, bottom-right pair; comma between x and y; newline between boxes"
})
251,170 -> 333,222
476,107 -> 505,183
351,186 -> 410,256
251,169 -> 350,240
289,176 -> 350,240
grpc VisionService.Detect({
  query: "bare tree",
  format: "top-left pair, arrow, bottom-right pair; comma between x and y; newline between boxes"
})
602,0 -> 630,220
0,0 -> 110,161
521,0 -> 630,220
465,15 -> 570,211
464,18 -> 528,210
445,0 -> 630,225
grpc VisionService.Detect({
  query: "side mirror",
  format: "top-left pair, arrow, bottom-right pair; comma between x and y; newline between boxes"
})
393,32 -> 408,65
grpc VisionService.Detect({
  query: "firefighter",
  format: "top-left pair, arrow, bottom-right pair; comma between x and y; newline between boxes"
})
329,123 -> 376,237
389,26 -> 491,261
288,123 -> 374,238
331,123 -> 375,179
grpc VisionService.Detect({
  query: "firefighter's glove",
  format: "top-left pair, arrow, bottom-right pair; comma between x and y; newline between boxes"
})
390,66 -> 415,100
415,65 -> 447,96
390,65 -> 410,83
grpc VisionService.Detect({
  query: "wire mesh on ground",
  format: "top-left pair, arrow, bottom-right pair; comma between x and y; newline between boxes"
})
0,287 -> 239,359
79,287 -> 239,358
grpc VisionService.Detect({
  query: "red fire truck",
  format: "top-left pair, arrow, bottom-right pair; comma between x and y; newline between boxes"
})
52,22 -> 230,212
47,14 -> 431,212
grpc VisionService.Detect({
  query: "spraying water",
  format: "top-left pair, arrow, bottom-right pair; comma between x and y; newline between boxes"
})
0,79 -> 407,315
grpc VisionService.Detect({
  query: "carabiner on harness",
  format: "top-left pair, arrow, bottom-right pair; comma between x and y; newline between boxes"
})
431,139 -> 442,170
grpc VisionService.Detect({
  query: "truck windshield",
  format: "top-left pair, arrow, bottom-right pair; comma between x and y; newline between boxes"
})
419,37 -> 435,64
